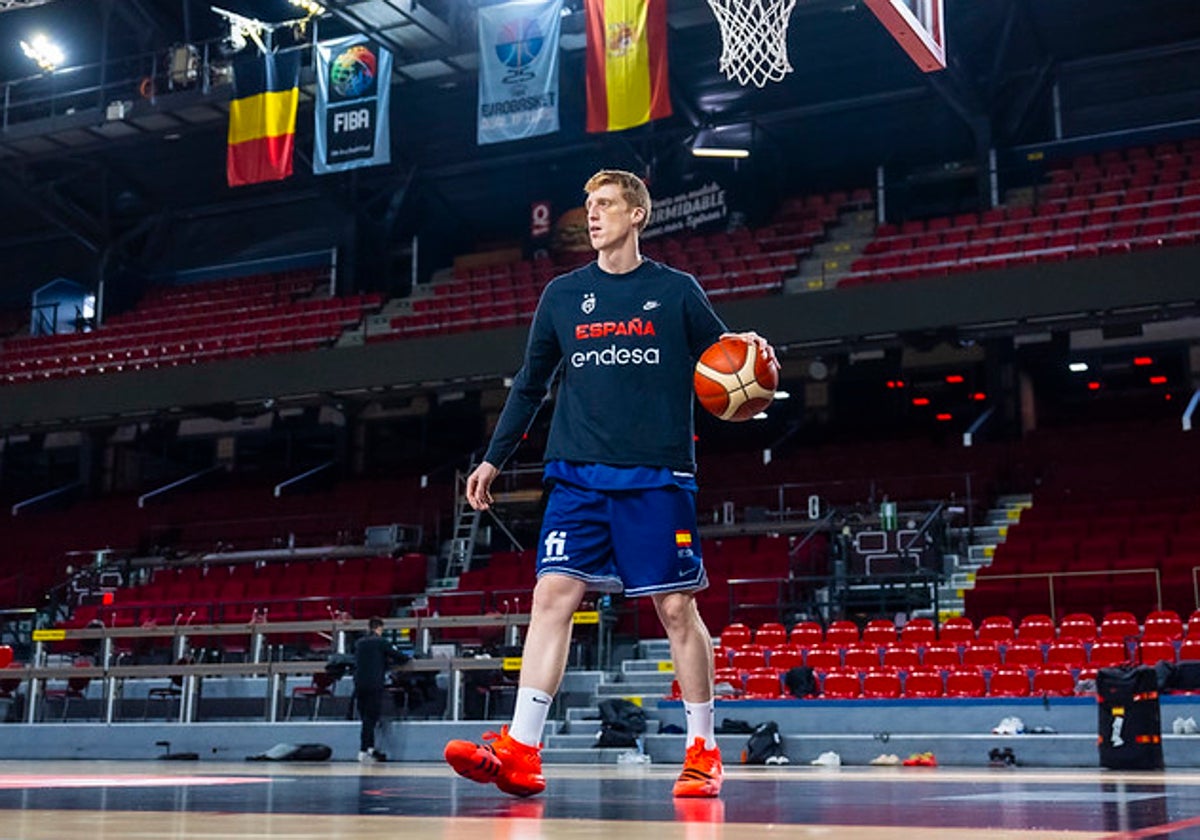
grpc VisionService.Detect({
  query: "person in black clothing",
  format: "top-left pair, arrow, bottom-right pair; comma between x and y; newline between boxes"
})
354,616 -> 407,762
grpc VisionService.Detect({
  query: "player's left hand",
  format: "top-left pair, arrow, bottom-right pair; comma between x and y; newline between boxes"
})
723,331 -> 780,371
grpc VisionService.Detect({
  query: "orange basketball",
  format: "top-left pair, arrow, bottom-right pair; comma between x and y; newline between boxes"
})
694,336 -> 778,422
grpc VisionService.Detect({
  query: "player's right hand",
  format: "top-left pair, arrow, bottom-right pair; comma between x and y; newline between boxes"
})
465,461 -> 499,511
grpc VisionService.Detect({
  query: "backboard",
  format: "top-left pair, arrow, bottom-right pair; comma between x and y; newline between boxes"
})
863,0 -> 946,73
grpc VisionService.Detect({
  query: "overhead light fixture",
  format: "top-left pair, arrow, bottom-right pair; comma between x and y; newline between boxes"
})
692,146 -> 749,159
212,6 -> 269,54
691,123 -> 753,159
20,33 -> 64,71
1068,362 -> 1089,373
774,390 -> 790,400
289,0 -> 327,14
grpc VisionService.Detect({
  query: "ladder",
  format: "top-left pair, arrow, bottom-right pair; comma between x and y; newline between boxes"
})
443,466 -> 481,581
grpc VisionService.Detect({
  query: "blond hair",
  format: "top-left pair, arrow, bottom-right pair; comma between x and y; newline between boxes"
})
584,169 -> 652,231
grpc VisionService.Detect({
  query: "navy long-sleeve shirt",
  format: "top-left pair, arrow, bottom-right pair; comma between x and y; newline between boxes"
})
484,258 -> 726,474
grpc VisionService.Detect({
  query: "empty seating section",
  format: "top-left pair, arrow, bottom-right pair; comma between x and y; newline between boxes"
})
368,189 -> 870,343
969,420 -> 1200,622
63,553 -> 426,632
707,604 -> 1200,701
0,267 -> 383,384
842,139 -> 1200,287
0,476 -> 439,635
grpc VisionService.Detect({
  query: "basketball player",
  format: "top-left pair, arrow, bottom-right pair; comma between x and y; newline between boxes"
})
444,170 -> 778,798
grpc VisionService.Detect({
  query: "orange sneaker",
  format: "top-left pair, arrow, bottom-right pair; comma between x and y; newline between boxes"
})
444,726 -> 546,797
673,737 -> 723,798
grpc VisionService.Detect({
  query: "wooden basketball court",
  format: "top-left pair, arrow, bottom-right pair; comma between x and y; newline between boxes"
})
4,760 -> 1200,839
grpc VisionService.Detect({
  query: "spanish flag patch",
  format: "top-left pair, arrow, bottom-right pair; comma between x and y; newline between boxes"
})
675,530 -> 692,547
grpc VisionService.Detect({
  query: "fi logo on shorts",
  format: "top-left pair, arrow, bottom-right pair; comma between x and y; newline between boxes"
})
543,530 -> 569,563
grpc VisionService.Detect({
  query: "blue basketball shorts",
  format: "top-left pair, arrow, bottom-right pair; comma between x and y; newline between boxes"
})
535,480 -> 708,597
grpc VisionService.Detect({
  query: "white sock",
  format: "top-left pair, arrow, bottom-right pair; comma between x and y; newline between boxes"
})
508,687 -> 553,747
684,699 -> 716,750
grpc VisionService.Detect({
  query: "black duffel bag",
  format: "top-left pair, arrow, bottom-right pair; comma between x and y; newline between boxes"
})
1097,665 -> 1163,770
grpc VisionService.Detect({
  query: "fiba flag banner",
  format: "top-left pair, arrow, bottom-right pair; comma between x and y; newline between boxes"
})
585,0 -> 670,133
477,0 -> 562,146
227,51 -> 300,187
314,36 -> 393,174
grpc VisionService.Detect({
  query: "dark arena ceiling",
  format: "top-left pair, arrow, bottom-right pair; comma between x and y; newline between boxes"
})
0,0 -> 1197,302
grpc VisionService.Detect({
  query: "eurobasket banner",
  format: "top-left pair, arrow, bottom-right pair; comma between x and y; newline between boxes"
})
314,36 -> 392,174
477,0 -> 562,146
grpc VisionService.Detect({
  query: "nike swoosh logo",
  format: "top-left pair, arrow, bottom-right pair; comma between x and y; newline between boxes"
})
643,301 -> 660,310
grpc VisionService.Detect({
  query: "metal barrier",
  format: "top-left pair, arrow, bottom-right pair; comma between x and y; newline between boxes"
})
970,567 -> 1164,621
16,615 -> 535,724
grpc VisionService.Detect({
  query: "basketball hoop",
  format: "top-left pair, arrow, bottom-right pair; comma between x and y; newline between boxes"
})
705,0 -> 798,88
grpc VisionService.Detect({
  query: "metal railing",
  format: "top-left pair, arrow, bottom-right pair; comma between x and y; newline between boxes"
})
971,567 -> 1164,622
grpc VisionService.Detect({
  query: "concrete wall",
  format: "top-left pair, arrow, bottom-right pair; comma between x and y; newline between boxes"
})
5,695 -> 1200,768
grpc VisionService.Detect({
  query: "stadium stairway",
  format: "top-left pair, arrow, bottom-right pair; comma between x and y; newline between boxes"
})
926,493 -> 1032,619
787,206 -> 876,292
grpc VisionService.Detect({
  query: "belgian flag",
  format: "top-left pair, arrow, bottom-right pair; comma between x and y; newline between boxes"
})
227,52 -> 301,187
585,0 -> 671,133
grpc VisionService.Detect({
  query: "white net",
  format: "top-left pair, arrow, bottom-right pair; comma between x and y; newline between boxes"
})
705,0 -> 798,88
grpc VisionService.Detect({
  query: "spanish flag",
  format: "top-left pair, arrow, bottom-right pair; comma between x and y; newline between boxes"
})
585,0 -> 671,133
227,52 -> 301,187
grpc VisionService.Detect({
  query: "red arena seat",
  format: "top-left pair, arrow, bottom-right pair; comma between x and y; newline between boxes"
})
881,643 -> 921,671
744,668 -> 784,699
789,621 -> 824,647
1138,638 -> 1177,666
939,617 -> 976,643
977,616 -> 1016,644
843,643 -> 882,670
767,646 -> 805,671
1033,665 -> 1077,697
1099,611 -> 1140,640
900,618 -> 937,646
825,620 -> 860,647
1143,610 -> 1183,641
861,619 -> 898,647
961,641 -> 1002,669
821,669 -> 861,699
988,665 -> 1032,697
719,623 -> 752,649
922,642 -> 962,669
1057,613 -> 1098,641
862,669 -> 902,699
902,667 -> 944,698
1045,640 -> 1088,669
1016,614 -> 1056,644
805,643 -> 843,672
754,622 -> 789,647
944,667 -> 986,698
1089,639 -> 1130,668
1004,641 -> 1045,668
